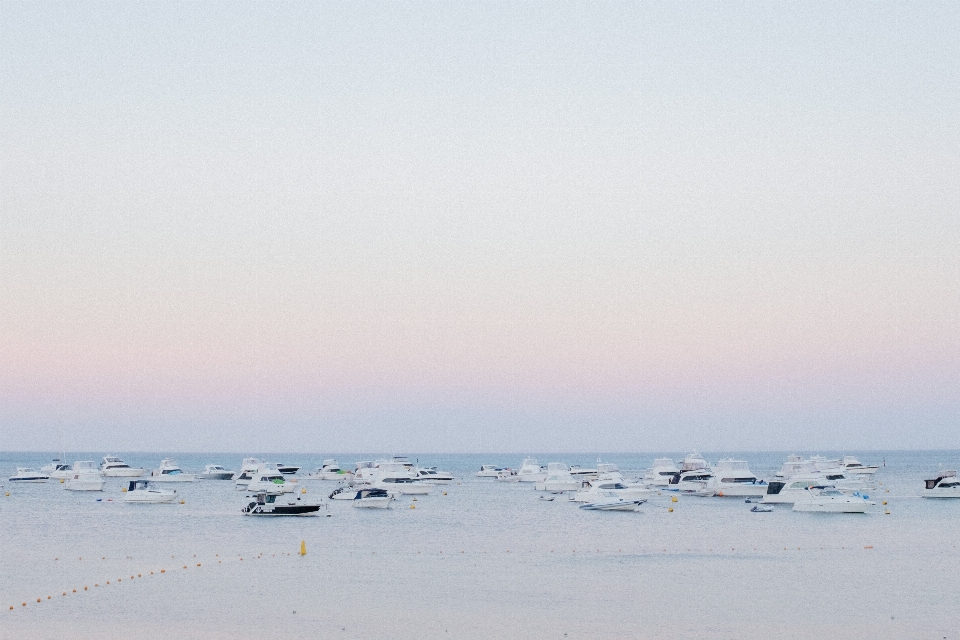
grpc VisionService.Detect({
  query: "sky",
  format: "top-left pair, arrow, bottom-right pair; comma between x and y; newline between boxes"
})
1,2 -> 958,453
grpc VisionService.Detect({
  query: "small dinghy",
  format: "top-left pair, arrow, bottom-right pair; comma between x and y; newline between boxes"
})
539,495 -> 555,502
750,505 -> 773,512
8,468 -> 49,483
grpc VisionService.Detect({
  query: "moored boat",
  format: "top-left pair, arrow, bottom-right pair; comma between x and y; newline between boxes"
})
123,479 -> 178,503
242,491 -> 321,516
200,464 -> 235,480
8,468 -> 48,483
100,455 -> 145,477
149,459 -> 196,482
792,486 -> 875,513
64,461 -> 106,491
921,471 -> 960,498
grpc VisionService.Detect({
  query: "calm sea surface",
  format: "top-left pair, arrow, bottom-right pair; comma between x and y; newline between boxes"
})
1,451 -> 958,640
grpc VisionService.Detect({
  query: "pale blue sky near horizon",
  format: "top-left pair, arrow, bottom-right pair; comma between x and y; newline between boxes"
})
1,2 -> 958,453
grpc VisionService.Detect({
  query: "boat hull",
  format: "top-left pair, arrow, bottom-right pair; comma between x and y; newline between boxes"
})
579,500 -> 644,511
242,503 -> 321,516
705,484 -> 768,497
793,501 -> 874,513
353,497 -> 392,508
149,474 -> 197,482
124,492 -> 177,503
200,472 -> 235,480
102,468 -> 145,477
64,480 -> 105,491
920,488 -> 960,498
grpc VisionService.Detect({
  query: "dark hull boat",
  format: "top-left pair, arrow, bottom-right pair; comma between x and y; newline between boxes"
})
242,492 -> 321,516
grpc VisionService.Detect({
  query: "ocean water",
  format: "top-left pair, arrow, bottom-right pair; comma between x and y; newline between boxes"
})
1,451 -> 958,640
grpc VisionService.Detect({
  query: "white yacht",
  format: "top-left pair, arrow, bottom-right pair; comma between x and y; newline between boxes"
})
414,467 -> 454,484
840,456 -> 880,475
242,491 -> 321,516
921,471 -> 960,498
352,487 -> 394,509
762,474 -> 832,504
233,458 -> 265,488
40,460 -> 74,479
573,480 -> 650,503
276,463 -> 300,475
578,492 -> 644,511
680,453 -> 710,472
674,469 -> 714,494
149,459 -> 196,482
8,468 -> 49,482
643,458 -> 681,486
100,455 -> 145,477
123,479 -> 177,503
792,486 -> 875,513
517,458 -> 546,483
568,464 -> 599,482
535,463 -> 581,492
246,468 -> 297,493
307,459 -> 353,480
64,461 -> 106,491
200,464 -> 235,480
494,468 -> 519,481
697,459 -> 766,497
476,465 -> 505,477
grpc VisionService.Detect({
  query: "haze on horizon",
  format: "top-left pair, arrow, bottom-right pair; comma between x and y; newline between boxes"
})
1,2 -> 958,454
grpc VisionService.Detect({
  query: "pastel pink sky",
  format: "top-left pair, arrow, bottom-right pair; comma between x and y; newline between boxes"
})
2,2 -> 958,451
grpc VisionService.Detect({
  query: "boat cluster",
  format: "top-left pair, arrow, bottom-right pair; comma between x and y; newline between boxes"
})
4,455 -> 458,515
479,454 -> 960,512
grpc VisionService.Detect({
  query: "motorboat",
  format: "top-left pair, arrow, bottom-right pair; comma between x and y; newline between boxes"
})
674,469 -> 714,494
242,491 -> 321,516
100,455 -> 145,477
353,487 -> 393,508
516,458 -> 546,483
573,480 -> 650,503
200,464 -> 235,480
697,460 -> 766,497
494,469 -> 519,482
840,456 -> 880,475
596,463 -> 627,484
921,471 -> 960,498
276,463 -> 300,475
680,452 -> 710,472
476,465 -> 505,477
762,474 -> 838,504
307,459 -> 353,480
750,505 -> 773,513
149,459 -> 196,482
64,461 -> 106,491
775,456 -> 819,479
792,486 -> 875,513
246,468 -> 297,494
642,458 -> 681,486
330,486 -> 360,500
535,463 -> 581,492
414,467 -> 454,484
123,479 -> 178,503
375,476 -> 432,495
233,458 -> 265,488
8,468 -> 49,482
568,464 -> 598,482
578,492 -> 644,511
41,460 -> 74,479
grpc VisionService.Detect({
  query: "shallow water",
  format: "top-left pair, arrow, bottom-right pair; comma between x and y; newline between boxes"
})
1,451 -> 958,639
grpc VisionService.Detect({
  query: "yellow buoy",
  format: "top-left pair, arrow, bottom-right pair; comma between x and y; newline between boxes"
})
121,487 -> 127,492
882,500 -> 887,505
59,478 -> 64,483
410,504 -> 416,509
300,540 -> 307,556
671,496 -> 678,503
300,487 -> 306,494
668,507 -> 674,512
179,498 -> 185,504
443,492 -> 447,496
